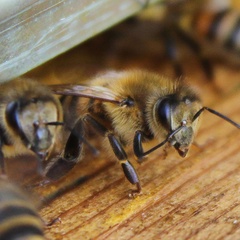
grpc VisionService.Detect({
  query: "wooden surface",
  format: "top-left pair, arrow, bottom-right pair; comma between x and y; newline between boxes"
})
6,2 -> 240,240
0,0 -> 161,82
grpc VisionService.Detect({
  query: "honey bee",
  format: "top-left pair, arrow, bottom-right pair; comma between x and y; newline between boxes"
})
47,70 -> 239,195
0,78 -> 63,176
0,178 -> 44,239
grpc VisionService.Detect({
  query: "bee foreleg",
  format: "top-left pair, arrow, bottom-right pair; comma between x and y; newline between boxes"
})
133,130 -> 146,161
134,130 -> 169,160
134,130 -> 159,160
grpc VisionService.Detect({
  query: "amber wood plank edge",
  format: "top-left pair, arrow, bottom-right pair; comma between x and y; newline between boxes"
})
0,0 -> 162,82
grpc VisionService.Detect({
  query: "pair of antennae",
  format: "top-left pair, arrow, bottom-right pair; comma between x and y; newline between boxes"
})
142,107 -> 239,157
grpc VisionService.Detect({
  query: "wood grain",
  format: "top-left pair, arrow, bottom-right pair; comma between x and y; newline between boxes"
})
7,2 -> 240,239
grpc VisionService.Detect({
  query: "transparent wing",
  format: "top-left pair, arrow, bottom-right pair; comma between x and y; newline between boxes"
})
49,84 -> 123,103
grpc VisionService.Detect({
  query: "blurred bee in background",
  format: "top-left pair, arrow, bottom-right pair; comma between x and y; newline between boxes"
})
46,70 -> 239,195
137,0 -> 240,79
186,0 -> 240,66
171,0 -> 240,78
0,78 -> 63,176
0,178 -> 45,239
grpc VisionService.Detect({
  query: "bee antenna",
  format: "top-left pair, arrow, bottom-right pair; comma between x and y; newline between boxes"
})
193,107 -> 240,129
140,123 -> 185,157
47,121 -> 64,126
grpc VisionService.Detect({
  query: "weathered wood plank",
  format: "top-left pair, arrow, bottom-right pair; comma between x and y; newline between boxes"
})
0,0 -> 161,82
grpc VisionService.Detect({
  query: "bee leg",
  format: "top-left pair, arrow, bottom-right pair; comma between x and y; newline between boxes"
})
133,130 -> 153,162
44,157 -> 78,181
175,26 -> 214,80
163,28 -> 184,77
134,130 -> 169,161
108,134 -> 141,194
45,118 -> 85,181
83,115 -> 141,194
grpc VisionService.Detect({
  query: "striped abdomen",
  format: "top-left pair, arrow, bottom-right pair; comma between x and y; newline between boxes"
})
0,180 -> 44,240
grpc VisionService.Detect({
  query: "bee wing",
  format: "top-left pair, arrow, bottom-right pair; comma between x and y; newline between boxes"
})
50,84 -> 122,104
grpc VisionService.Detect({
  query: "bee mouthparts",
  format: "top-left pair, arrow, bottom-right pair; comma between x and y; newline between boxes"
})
174,143 -> 189,157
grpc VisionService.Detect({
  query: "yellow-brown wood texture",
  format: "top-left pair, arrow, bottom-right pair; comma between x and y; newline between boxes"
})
6,2 -> 240,240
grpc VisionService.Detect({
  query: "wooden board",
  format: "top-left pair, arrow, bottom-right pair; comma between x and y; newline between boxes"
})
0,0 -> 161,82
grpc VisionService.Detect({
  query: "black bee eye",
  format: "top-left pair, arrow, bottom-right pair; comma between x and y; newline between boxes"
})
156,97 -> 173,130
6,101 -> 19,132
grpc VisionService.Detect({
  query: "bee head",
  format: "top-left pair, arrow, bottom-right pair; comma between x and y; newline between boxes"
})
6,98 -> 61,159
155,93 -> 201,157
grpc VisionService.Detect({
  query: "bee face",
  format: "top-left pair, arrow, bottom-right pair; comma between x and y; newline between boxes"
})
154,91 -> 201,157
6,98 -> 59,157
0,78 -> 63,171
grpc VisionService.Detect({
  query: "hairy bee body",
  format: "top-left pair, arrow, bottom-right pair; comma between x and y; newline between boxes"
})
0,179 -> 44,240
75,70 -> 201,148
48,69 -> 239,194
0,78 -> 63,175
48,70 -> 204,192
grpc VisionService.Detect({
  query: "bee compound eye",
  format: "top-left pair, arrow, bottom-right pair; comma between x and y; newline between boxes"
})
156,97 -> 173,130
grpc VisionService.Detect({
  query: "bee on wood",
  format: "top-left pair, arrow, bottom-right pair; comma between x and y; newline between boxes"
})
0,178 -> 45,239
45,70 -> 239,195
0,78 -> 63,176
